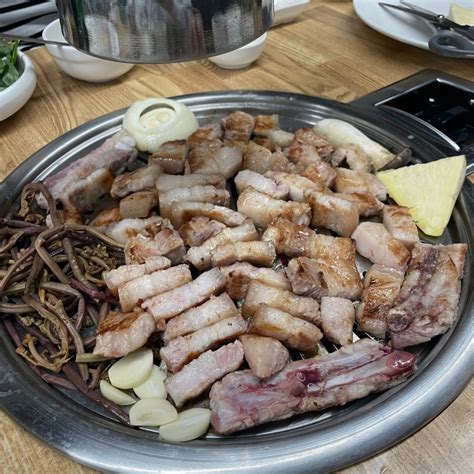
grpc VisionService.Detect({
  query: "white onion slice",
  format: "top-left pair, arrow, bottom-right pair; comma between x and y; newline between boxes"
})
123,98 -> 198,153
159,408 -> 211,442
133,365 -> 167,399
129,398 -> 178,426
108,348 -> 153,389
99,380 -> 135,406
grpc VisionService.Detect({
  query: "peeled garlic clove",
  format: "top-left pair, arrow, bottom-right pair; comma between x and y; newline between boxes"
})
129,398 -> 178,426
99,380 -> 135,406
108,348 -> 153,389
133,365 -> 167,399
159,408 -> 211,442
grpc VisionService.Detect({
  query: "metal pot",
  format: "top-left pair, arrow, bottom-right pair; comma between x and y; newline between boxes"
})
56,0 -> 274,63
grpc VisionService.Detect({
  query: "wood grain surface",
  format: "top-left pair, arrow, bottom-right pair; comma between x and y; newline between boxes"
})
0,1 -> 472,472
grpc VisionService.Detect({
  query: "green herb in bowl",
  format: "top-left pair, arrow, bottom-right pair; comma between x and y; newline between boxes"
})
0,39 -> 20,91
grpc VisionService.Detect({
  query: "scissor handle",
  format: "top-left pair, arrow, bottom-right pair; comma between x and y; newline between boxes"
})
428,30 -> 474,58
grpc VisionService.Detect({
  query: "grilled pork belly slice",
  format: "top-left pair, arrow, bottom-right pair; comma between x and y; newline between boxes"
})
163,293 -> 238,342
242,142 -> 294,174
166,341 -> 244,407
356,264 -> 404,338
220,262 -> 290,300
253,114 -> 279,137
300,162 -> 337,187
142,268 -> 226,320
151,228 -> 185,263
160,315 -> 247,372
209,339 -> 416,435
222,111 -> 255,141
89,207 -> 122,228
342,192 -> 384,217
186,220 -> 258,270
118,264 -> 192,312
178,216 -> 226,247
293,128 -> 333,158
237,187 -> 311,228
250,305 -> 323,352
93,311 -> 155,358
253,137 -> 280,152
150,139 -> 188,174
110,163 -> 162,199
100,216 -> 170,245
119,190 -> 158,219
234,170 -> 289,199
383,205 -> 419,250
268,129 -> 295,148
103,257 -> 171,294
242,281 -> 320,325
387,243 -> 467,349
155,173 -> 226,193
211,241 -> 276,268
305,190 -> 359,237
186,146 -> 242,178
240,335 -> 288,379
285,142 -> 322,169
334,168 -> 387,201
265,172 -> 326,202
352,222 -> 410,271
331,146 -> 371,172
187,123 -> 223,150
320,297 -> 355,346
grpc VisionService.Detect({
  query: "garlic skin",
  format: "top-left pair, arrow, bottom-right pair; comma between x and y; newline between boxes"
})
99,380 -> 136,406
159,408 -> 211,442
129,398 -> 178,426
133,365 -> 167,399
108,347 -> 153,389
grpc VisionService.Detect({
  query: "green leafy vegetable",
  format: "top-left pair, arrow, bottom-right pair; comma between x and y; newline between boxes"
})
0,39 -> 20,91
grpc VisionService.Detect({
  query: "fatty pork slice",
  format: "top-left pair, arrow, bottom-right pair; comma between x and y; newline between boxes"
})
265,172 -> 326,202
150,139 -> 188,174
187,123 -> 223,150
342,192 -> 384,217
118,264 -> 192,312
330,146 -> 371,172
234,170 -> 289,200
351,222 -> 410,271
253,137 -> 280,152
103,256 -> 171,294
253,114 -> 279,137
185,146 -> 242,179
383,205 -> 419,250
285,142 -> 323,170
242,142 -> 294,174
186,220 -> 258,270
286,235 -> 362,300
305,190 -> 359,237
156,173 -> 226,193
110,163 -> 162,198
141,267 -> 226,321
292,127 -> 334,159
160,314 -> 247,372
242,281 -> 320,326
387,243 -> 467,349
163,293 -> 238,342
93,311 -> 155,358
178,216 -> 226,247
320,297 -> 355,346
166,340 -> 244,407
268,129 -> 295,148
250,305 -> 323,353
240,335 -> 289,379
356,264 -> 404,339
209,339 -> 416,435
300,162 -> 337,188
170,202 -> 247,229
119,190 -> 158,219
237,187 -> 311,229
220,262 -> 291,300
334,168 -> 387,201
222,111 -> 255,142
211,241 -> 276,268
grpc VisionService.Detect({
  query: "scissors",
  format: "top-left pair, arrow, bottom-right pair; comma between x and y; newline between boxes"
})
379,1 -> 474,58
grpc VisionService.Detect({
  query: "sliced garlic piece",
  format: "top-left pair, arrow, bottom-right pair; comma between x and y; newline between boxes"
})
159,408 -> 211,442
133,365 -> 167,399
129,398 -> 178,426
108,347 -> 153,389
99,380 -> 135,406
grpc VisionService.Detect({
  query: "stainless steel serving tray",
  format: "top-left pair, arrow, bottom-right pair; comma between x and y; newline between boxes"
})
0,91 -> 472,473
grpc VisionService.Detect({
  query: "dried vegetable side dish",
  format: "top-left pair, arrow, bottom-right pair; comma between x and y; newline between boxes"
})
0,98 -> 467,441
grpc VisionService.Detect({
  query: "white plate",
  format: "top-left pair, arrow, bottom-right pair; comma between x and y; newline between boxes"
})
353,0 -> 472,51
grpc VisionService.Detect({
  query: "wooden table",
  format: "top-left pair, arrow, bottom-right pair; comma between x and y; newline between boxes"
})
1,1 -> 472,472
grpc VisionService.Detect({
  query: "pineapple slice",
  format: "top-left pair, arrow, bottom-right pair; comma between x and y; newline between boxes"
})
376,155 -> 466,237
448,3 -> 474,25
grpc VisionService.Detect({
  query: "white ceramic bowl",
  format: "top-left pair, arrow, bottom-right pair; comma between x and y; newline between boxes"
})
0,50 -> 36,121
208,33 -> 267,69
42,20 -> 134,82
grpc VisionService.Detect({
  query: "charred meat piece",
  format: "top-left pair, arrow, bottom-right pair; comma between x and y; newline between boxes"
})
242,281 -> 320,325
46,208 -> 83,227
265,171 -> 326,202
292,128 -> 334,158
160,314 -> 247,372
110,163 -> 162,199
119,190 -> 158,219
99,216 -> 169,245
142,267 -> 226,320
211,241 -> 276,268
352,222 -> 410,271
334,168 -> 387,201
250,305 -> 323,353
237,187 -> 311,228
150,140 -> 188,174
331,146 -> 371,172
187,123 -> 223,150
253,114 -> 279,137
93,311 -> 155,358
156,173 -> 226,193
222,111 -> 255,142
166,341 -> 244,407
242,142 -> 294,174
356,264 -> 404,338
383,205 -> 419,250
89,207 -> 122,227
342,192 -> 384,217
285,143 -> 322,169
178,216 -> 226,247
387,243 -> 467,348
163,293 -> 238,342
209,339 -> 416,434
240,334 -> 288,378
300,162 -> 337,188
320,297 -> 355,346
234,170 -> 289,200
185,146 -> 242,179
